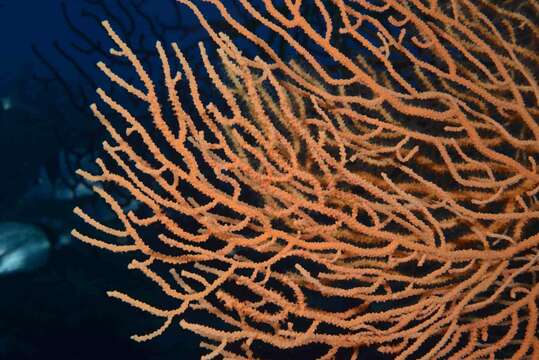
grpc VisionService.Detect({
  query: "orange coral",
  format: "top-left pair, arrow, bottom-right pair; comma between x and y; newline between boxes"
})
73,0 -> 539,358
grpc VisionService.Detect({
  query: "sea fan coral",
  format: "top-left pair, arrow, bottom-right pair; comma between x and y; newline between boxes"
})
73,0 -> 539,358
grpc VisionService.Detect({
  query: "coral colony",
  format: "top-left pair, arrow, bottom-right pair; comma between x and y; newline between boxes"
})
73,1 -> 539,358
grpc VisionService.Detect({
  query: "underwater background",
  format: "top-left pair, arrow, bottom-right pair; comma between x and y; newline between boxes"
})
4,0 -> 537,359
0,1 -> 222,359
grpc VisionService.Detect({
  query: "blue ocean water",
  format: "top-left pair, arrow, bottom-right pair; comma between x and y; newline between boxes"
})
2,1 -> 535,359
